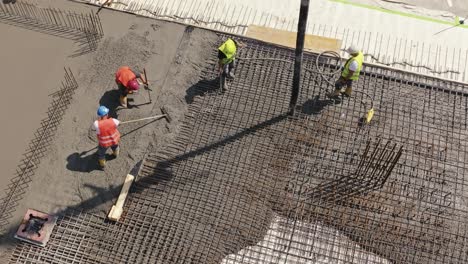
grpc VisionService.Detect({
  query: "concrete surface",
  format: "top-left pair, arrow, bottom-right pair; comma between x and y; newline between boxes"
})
0,23 -> 73,209
80,0 -> 468,84
0,0 -> 208,260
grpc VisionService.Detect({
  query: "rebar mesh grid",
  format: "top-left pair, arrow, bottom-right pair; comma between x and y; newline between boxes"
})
9,35 -> 468,264
0,1 -> 103,56
0,69 -> 78,235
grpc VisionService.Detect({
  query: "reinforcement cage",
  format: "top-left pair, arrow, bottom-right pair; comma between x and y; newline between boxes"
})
8,34 -> 468,264
0,1 -> 103,56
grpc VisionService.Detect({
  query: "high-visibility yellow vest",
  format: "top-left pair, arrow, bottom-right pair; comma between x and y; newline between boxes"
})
341,51 -> 363,80
218,38 -> 237,65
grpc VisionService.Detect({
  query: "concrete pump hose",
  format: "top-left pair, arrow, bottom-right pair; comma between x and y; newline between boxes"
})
237,50 -> 374,110
237,50 -> 341,84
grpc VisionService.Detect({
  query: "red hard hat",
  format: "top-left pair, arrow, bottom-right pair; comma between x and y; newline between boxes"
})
128,79 -> 140,91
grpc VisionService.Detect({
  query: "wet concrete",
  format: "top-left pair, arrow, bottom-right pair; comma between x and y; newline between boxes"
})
0,23 -> 73,206
0,1 -> 217,260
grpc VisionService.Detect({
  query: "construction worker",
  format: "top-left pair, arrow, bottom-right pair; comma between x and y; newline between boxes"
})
329,45 -> 364,98
93,106 -> 120,168
218,38 -> 237,79
115,66 -> 147,108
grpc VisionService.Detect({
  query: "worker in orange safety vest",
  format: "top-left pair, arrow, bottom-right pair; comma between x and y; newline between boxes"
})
93,106 -> 120,168
115,66 -> 147,108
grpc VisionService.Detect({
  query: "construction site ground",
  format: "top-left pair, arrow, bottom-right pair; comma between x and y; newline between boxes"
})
0,0 -> 217,259
1,1 -> 468,264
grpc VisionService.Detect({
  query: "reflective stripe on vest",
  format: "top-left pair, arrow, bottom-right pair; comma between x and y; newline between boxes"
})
116,66 -> 136,87
218,38 -> 237,65
97,118 -> 120,147
341,51 -> 364,80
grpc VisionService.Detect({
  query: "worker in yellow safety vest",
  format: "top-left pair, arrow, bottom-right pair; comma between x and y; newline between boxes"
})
218,38 -> 237,79
329,45 -> 364,98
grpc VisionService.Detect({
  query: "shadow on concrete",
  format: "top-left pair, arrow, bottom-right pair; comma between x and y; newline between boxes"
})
185,78 -> 221,104
301,96 -> 333,115
99,89 -> 124,118
99,88 -> 152,114
78,184 -> 120,212
126,97 -> 152,109
2,0 -> 17,3
66,152 -> 116,173
66,160 -> 146,212
99,89 -> 121,118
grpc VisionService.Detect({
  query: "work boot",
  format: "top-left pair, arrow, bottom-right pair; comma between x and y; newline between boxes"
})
119,95 -> 128,108
112,146 -> 120,157
327,89 -> 342,98
98,159 -> 106,168
343,87 -> 352,97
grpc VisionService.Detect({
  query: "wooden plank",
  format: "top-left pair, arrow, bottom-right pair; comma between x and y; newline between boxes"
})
246,25 -> 342,53
108,174 -> 135,222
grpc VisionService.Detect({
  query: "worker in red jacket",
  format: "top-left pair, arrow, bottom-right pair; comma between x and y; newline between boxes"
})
93,106 -> 120,168
115,66 -> 147,108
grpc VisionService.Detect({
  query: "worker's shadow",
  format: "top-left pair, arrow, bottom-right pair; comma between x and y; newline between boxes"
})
99,89 -> 121,118
66,150 -> 116,173
99,88 -> 151,113
77,183 -> 120,212
301,96 -> 333,115
185,78 -> 221,104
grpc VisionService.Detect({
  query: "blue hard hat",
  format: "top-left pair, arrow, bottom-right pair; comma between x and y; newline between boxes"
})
97,106 -> 109,117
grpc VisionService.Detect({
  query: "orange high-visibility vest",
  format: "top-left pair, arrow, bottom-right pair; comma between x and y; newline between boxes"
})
115,66 -> 136,87
97,118 -> 120,147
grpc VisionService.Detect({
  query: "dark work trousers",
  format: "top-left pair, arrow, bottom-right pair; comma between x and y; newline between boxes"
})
334,76 -> 353,91
97,145 -> 119,160
222,60 -> 235,76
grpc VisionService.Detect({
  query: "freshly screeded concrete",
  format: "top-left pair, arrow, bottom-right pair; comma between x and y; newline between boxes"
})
2,1 -> 468,264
